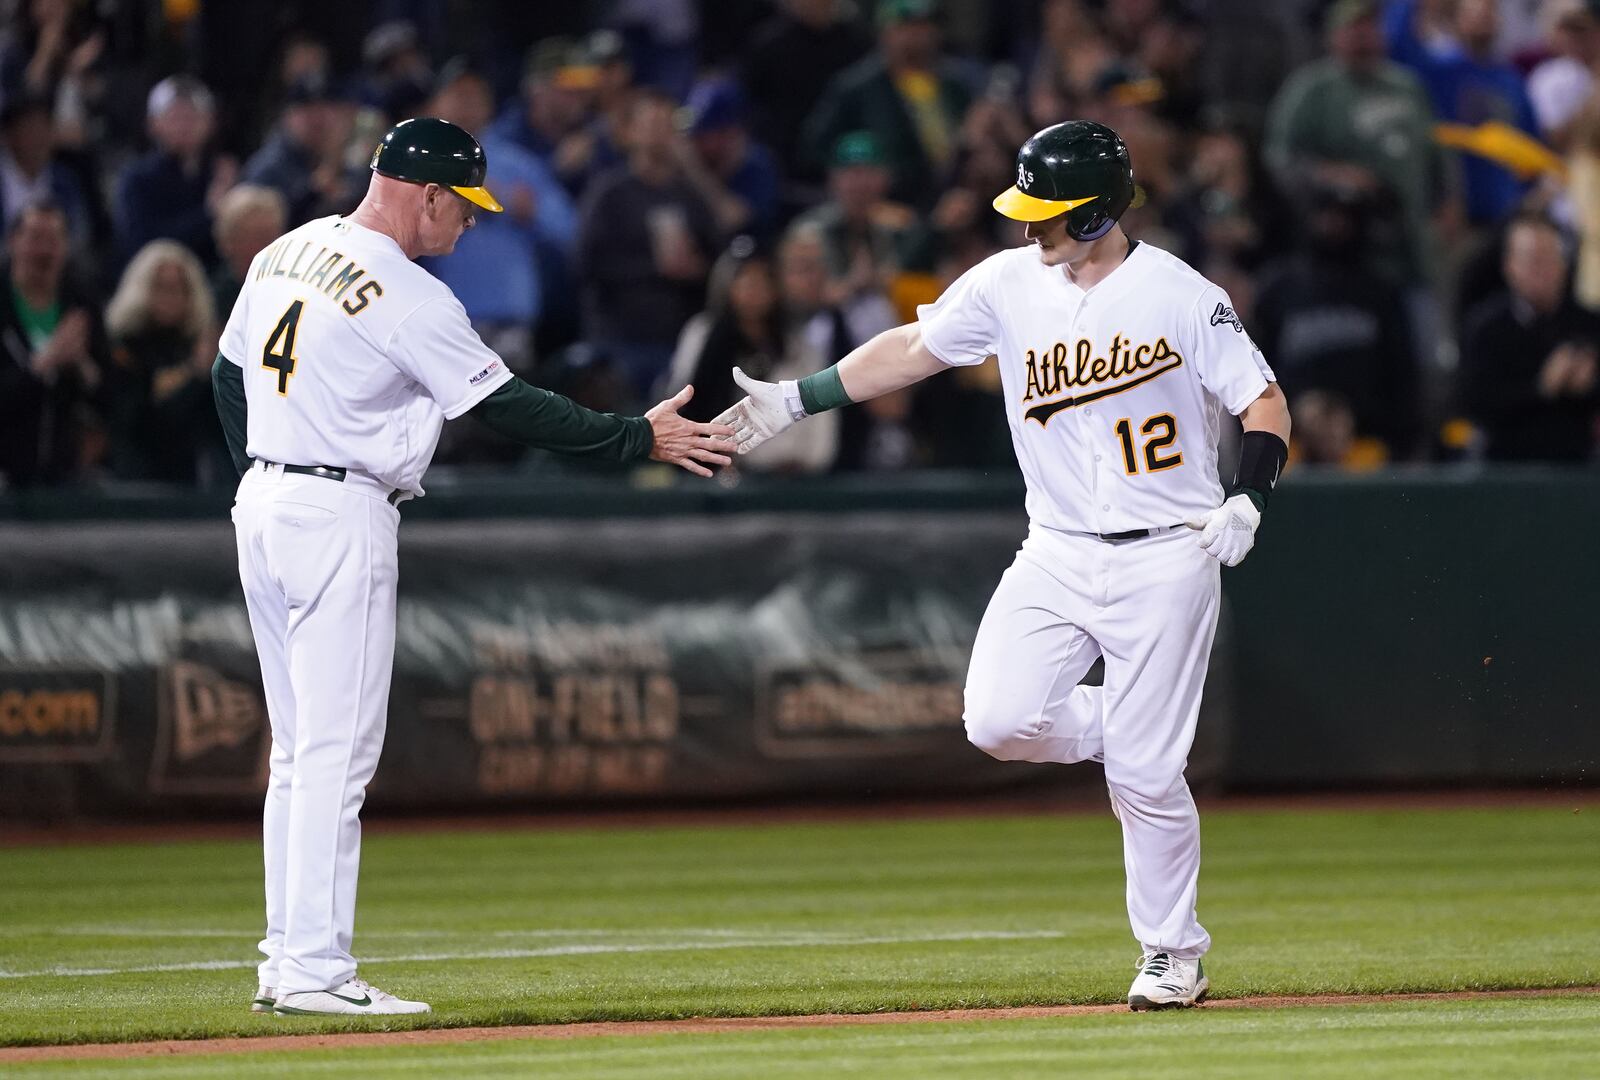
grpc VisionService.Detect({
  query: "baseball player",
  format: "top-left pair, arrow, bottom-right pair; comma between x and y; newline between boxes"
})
715,121 -> 1291,1010
210,118 -> 735,1016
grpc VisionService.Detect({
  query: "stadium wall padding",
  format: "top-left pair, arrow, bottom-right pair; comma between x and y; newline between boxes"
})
0,470 -> 1594,819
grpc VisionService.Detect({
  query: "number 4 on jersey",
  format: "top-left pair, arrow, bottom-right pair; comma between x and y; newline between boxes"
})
262,300 -> 304,395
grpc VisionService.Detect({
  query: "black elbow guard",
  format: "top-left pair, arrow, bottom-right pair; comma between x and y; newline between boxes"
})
1232,430 -> 1288,511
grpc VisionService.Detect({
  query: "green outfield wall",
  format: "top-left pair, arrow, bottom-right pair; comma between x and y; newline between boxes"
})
0,468 -> 1593,819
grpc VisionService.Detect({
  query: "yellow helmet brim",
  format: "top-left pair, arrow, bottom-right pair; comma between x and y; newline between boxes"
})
453,185 -> 504,213
992,188 -> 1100,222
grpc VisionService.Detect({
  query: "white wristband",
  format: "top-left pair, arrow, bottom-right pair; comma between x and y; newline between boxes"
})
779,379 -> 807,422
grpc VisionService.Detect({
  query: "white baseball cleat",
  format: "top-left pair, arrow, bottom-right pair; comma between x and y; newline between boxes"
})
273,977 -> 431,1016
250,985 -> 277,1013
1128,951 -> 1208,1010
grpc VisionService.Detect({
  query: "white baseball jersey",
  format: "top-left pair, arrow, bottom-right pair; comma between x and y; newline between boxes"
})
918,241 -> 1274,534
220,215 -> 514,496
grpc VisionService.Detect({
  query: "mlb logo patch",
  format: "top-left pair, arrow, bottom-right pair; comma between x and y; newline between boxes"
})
468,360 -> 501,386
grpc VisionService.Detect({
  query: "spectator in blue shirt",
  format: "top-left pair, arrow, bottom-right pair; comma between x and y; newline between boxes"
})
114,76 -> 238,268
1385,0 -> 1538,224
679,77 -> 781,239
489,38 -> 594,166
241,73 -> 366,227
424,59 -> 578,375
490,35 -> 627,199
352,20 -> 434,124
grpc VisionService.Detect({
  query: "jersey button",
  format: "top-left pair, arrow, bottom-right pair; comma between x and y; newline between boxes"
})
1102,504 -> 1111,511
1094,455 -> 1103,462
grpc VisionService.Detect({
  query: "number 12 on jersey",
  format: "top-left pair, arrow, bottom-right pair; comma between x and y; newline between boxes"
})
1115,414 -> 1182,474
262,300 -> 305,395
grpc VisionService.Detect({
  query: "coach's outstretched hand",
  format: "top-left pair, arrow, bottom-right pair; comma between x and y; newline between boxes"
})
646,385 -> 738,478
711,367 -> 799,455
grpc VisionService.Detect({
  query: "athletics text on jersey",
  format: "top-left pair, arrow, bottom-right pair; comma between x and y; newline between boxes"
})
916,242 -> 1274,534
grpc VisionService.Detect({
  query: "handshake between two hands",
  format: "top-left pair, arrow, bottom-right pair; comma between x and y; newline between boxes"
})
644,368 -> 792,477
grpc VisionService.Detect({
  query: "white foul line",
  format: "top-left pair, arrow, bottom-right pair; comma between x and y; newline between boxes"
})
0,929 -> 1065,980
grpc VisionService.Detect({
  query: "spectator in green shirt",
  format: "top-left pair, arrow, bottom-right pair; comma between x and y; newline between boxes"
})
1263,0 -> 1453,291
800,0 -> 976,209
0,200 -> 108,488
791,131 -> 929,339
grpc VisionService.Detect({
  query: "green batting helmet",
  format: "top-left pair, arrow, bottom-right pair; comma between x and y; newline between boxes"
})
993,120 -> 1134,241
369,117 -> 503,213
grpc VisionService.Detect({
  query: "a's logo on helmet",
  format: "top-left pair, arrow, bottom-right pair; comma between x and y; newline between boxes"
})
1018,163 -> 1033,189
370,144 -> 382,168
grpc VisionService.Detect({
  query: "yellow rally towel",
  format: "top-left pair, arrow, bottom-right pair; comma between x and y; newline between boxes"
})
895,72 -> 953,168
1434,121 -> 1565,180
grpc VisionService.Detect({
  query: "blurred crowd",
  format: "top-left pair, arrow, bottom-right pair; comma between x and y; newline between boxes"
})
3,0 -> 1600,493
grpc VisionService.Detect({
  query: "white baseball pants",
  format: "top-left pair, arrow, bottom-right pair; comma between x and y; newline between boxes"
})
232,462 -> 400,994
964,523 -> 1220,959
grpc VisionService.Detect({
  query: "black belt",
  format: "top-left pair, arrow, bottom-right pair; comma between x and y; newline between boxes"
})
1097,524 -> 1181,541
255,459 -> 404,505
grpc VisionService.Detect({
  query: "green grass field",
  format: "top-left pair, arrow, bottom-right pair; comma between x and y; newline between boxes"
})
3,804 -> 1598,1073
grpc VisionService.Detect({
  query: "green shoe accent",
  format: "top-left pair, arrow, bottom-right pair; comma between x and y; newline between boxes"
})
272,1005 -> 317,1015
328,990 -> 372,1006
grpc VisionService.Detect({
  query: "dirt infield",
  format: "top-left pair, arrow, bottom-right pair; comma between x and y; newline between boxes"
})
5,987 -> 1598,1063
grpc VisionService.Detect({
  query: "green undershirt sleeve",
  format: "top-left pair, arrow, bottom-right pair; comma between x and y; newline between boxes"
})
796,365 -> 853,415
470,376 -> 655,462
211,353 -> 250,477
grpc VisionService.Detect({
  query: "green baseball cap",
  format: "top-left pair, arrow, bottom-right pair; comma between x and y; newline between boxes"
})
525,37 -> 601,90
370,117 -> 503,213
833,131 -> 885,168
1324,0 -> 1380,31
878,0 -> 938,26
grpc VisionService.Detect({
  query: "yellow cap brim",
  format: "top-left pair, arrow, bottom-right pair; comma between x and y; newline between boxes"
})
553,65 -> 601,90
1109,77 -> 1165,108
992,188 -> 1099,222
453,186 -> 504,213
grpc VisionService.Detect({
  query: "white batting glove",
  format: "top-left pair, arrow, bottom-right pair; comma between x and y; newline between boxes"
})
711,367 -> 805,455
1185,493 -> 1262,567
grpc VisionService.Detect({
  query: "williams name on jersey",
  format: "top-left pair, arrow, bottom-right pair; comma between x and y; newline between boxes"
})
253,236 -> 387,318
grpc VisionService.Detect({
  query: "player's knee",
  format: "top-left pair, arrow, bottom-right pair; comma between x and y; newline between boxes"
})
963,698 -> 1030,761
267,741 -> 294,777
1105,770 -> 1189,810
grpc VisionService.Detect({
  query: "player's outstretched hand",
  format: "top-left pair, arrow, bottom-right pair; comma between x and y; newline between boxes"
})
645,385 -> 737,478
710,367 -> 800,455
1185,493 -> 1261,567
